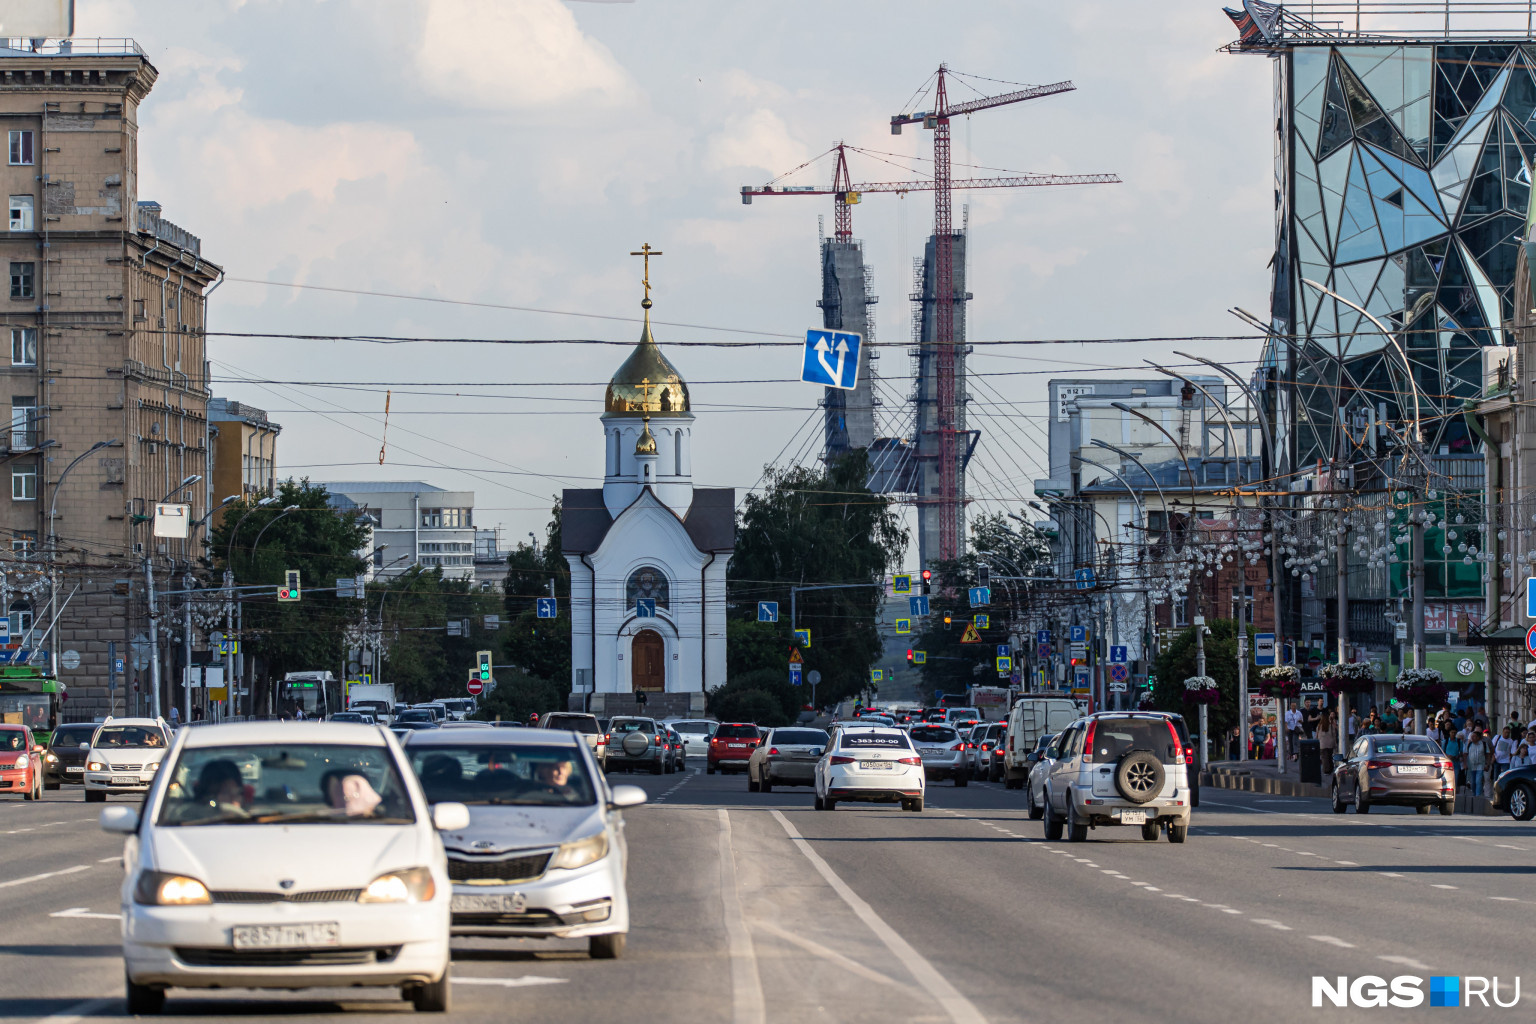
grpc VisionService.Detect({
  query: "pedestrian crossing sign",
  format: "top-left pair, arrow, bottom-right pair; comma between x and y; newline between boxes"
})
892,574 -> 912,594
973,614 -> 989,630
870,668 -> 883,683
895,618 -> 911,634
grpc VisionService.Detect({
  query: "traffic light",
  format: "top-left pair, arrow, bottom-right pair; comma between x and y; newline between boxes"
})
921,568 -> 932,595
906,648 -> 914,665
977,563 -> 990,588
476,650 -> 492,682
943,612 -> 952,630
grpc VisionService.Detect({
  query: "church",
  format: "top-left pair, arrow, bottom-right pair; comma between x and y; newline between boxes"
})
561,248 -> 734,717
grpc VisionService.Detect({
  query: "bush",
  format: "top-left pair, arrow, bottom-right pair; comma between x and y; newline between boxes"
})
709,667 -> 800,725
473,670 -> 568,724
711,688 -> 789,727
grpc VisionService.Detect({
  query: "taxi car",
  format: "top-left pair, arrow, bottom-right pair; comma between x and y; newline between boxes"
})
84,717 -> 173,803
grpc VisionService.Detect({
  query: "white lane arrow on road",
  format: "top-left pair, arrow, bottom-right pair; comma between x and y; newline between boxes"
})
50,907 -> 121,920
815,335 -> 849,387
453,976 -> 569,988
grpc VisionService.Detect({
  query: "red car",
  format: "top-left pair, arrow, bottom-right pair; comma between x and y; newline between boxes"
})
0,724 -> 42,800
707,722 -> 763,774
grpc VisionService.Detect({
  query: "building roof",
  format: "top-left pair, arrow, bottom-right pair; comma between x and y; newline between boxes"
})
318,481 -> 447,494
208,397 -> 279,430
561,487 -> 735,554
605,313 -> 690,417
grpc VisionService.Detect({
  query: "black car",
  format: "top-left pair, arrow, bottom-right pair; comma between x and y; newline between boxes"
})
1491,765 -> 1536,820
44,721 -> 99,788
1166,712 -> 1200,808
394,709 -> 438,726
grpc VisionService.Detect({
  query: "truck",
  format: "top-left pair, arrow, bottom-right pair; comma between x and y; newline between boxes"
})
968,686 -> 1012,720
1001,693 -> 1082,790
343,682 -> 397,723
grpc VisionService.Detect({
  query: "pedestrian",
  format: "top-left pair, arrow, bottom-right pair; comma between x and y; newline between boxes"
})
1494,725 -> 1515,781
1317,710 -> 1337,775
1228,725 -> 1240,762
1441,721 -> 1464,789
1250,714 -> 1269,761
1284,701 -> 1302,760
1512,734 -> 1532,771
1381,705 -> 1400,732
168,705 -> 180,728
1466,727 -> 1493,798
1302,699 -> 1321,740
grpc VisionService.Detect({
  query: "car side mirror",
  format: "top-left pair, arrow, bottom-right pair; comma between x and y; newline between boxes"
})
99,806 -> 138,834
431,802 -> 471,831
79,741 -> 90,749
609,785 -> 647,809
32,744 -> 44,753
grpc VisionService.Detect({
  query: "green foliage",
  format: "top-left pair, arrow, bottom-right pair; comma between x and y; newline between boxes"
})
471,669 -> 568,724
1149,619 -> 1247,739
367,568 -> 503,704
709,666 -> 799,725
728,451 -> 905,709
726,618 -> 789,677
711,688 -> 789,728
503,502 -> 570,687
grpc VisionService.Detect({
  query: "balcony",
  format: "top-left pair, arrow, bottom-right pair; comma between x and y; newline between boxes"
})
0,38 -> 146,57
136,202 -> 200,256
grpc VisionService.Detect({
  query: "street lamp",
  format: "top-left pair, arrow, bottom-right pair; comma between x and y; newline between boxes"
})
249,504 -> 301,559
40,438 -> 117,658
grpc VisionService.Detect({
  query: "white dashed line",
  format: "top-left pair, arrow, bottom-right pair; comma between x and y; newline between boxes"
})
1379,872 -> 1405,878
1430,884 -> 1459,890
1490,896 -> 1521,902
1310,935 -> 1356,948
1251,919 -> 1292,930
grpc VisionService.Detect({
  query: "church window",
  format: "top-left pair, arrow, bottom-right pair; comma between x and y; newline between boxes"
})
625,565 -> 670,611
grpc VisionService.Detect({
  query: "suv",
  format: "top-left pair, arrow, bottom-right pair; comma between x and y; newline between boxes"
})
1166,712 -> 1200,808
541,712 -> 607,770
83,717 -> 172,803
707,723 -> 762,774
606,717 -> 667,774
1040,712 -> 1192,843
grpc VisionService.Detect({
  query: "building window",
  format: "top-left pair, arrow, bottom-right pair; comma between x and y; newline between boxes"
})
132,298 -> 146,321
9,261 -> 33,299
625,565 -> 670,611
11,463 -> 34,500
11,530 -> 34,557
8,600 -> 31,635
8,131 -> 32,166
10,398 -> 35,450
10,327 -> 34,366
8,195 -> 31,232
420,507 -> 471,529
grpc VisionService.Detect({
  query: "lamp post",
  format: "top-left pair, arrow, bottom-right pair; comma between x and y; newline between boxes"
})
145,474 -> 201,721
41,438 -> 115,678
222,496 -> 276,720
180,494 -> 237,723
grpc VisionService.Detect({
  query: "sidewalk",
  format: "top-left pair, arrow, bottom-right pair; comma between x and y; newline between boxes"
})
1199,759 -> 1498,816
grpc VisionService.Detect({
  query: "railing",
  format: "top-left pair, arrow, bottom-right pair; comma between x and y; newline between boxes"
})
137,206 -> 200,256
1224,1 -> 1536,50
0,38 -> 146,57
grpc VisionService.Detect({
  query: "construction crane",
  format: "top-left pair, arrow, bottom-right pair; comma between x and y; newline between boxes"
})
889,65 -> 1115,563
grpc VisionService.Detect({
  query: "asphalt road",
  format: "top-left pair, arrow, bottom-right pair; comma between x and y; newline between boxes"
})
2,766 -> 1533,1022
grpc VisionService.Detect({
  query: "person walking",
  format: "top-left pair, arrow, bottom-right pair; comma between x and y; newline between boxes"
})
1494,725 -> 1515,782
1466,727 -> 1493,798
1441,720 -> 1464,790
1317,710 -> 1337,775
1284,702 -> 1303,761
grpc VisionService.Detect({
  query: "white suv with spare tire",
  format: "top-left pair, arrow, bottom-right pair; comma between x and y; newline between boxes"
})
1040,712 -> 1192,844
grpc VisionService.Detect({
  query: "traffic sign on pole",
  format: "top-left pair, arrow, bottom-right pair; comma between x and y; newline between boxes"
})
789,647 -> 803,664
1254,633 -> 1276,666
968,587 -> 991,607
974,614 -> 990,630
908,595 -> 930,617
1070,625 -> 1088,643
1109,645 -> 1127,664
1036,630 -> 1051,644
895,618 -> 911,634
1036,642 -> 1051,658
892,574 -> 912,594
757,601 -> 779,622
912,651 -> 927,665
995,656 -> 1012,673
467,676 -> 484,697
536,597 -> 557,619
1074,567 -> 1096,590
794,629 -> 811,648
800,328 -> 863,390
1526,624 -> 1536,659
789,662 -> 802,686
1526,578 -> 1536,618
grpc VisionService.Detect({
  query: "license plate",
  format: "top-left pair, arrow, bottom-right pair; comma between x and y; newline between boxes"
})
110,775 -> 138,785
858,760 -> 893,770
451,892 -> 526,914
728,743 -> 746,748
1119,810 -> 1147,825
231,922 -> 340,950
65,766 -> 82,773
1397,765 -> 1428,775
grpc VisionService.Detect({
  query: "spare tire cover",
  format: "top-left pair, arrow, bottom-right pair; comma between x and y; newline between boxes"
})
1114,749 -> 1165,804
621,732 -> 650,757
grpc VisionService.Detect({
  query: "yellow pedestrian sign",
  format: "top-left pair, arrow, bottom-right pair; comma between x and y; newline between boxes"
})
789,647 -> 803,664
959,622 -> 983,644
895,618 -> 911,634
892,574 -> 912,594
974,614 -> 990,630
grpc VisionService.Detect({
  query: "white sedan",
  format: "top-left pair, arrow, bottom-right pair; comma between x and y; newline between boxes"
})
102,721 -> 469,1014
813,726 -> 925,812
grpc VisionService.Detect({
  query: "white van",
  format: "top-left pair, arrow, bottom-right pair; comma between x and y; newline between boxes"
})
1002,695 -> 1081,790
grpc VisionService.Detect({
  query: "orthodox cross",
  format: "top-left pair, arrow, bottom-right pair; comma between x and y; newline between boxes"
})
630,243 -> 663,306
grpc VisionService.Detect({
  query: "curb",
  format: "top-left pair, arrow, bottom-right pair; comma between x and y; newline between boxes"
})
1199,768 -> 1500,816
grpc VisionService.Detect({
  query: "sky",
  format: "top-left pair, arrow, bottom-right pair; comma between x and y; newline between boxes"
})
75,0 -> 1276,550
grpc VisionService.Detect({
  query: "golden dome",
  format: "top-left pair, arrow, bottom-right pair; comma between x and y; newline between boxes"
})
635,419 -> 658,455
604,314 -> 690,416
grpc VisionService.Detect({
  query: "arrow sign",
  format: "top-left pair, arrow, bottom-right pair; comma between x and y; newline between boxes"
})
800,329 -> 862,390
1109,645 -> 1127,663
758,601 -> 779,622
635,598 -> 656,618
968,587 -> 990,608
1074,567 -> 1096,590
908,595 -> 929,617
535,598 -> 557,619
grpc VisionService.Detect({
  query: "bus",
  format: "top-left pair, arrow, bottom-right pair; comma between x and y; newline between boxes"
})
0,666 -> 61,745
280,671 -> 339,719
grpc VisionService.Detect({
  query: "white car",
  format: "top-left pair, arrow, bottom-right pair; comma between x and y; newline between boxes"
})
83,717 -> 172,803
814,726 -> 925,812
404,728 -> 645,957
101,721 -> 469,1014
665,718 -> 717,759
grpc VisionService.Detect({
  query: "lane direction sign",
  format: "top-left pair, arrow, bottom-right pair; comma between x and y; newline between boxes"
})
635,598 -> 656,618
908,595 -> 930,617
536,597 -> 557,619
968,587 -> 991,608
800,329 -> 863,390
757,601 -> 779,623
1109,645 -> 1127,664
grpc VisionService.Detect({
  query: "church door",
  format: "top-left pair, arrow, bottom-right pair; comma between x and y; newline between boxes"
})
631,630 -> 665,692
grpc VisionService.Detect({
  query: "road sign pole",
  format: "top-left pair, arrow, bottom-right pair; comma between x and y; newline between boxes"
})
1237,632 -> 1248,763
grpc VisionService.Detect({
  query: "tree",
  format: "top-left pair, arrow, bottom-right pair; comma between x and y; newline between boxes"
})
208,480 -> 369,708
708,666 -> 799,725
728,451 -> 905,709
367,568 -> 503,704
502,501 -> 570,692
1149,619 -> 1248,741
472,668 -> 567,724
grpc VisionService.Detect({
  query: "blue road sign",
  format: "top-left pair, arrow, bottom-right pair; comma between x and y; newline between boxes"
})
794,629 -> 811,648
1110,645 -> 1128,663
114,657 -> 126,674
1070,625 -> 1088,643
968,587 -> 991,608
636,598 -> 656,618
0,616 -> 10,643
913,650 -> 927,665
789,662 -> 802,686
997,644 -> 1010,657
536,597 -> 557,619
1255,632 -> 1276,666
892,574 -> 912,594
1036,643 -> 1051,658
1527,577 -> 1536,618
908,595 -> 930,617
1036,630 -> 1051,644
758,601 -> 779,622
1074,567 -> 1097,590
995,656 -> 1012,673
800,328 -> 863,390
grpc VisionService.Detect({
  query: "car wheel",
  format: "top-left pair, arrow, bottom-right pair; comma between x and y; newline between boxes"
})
85,789 -> 105,803
1416,803 -> 1431,814
1355,787 -> 1370,814
1509,784 -> 1536,820
1027,786 -> 1044,821
1331,782 -> 1347,814
814,794 -> 825,810
1440,799 -> 1455,816
909,796 -> 923,812
125,972 -> 165,1015
954,771 -> 968,788
589,932 -> 625,959
1043,791 -> 1063,841
1066,802 -> 1087,843
1141,821 -> 1160,841
747,774 -> 759,793
824,798 -> 837,811
707,764 -> 715,775
23,776 -> 34,801
651,759 -> 664,776
410,967 -> 451,1012
1190,783 -> 1200,808
1168,822 -> 1188,844
44,779 -> 59,791
760,778 -> 773,794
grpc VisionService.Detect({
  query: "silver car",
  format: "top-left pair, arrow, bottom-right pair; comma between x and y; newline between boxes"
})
1025,732 -> 1061,819
665,718 -> 717,760
967,723 -> 1004,780
747,727 -> 830,792
908,725 -> 968,786
1042,712 -> 1192,843
404,727 -> 646,959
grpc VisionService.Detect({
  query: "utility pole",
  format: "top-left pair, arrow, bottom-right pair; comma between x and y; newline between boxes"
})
183,574 -> 194,725
144,555 -> 162,720
1194,613 -> 1207,771
1236,629 -> 1248,764
1411,500 -> 1426,672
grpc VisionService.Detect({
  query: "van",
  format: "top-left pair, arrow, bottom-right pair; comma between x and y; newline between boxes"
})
1002,695 -> 1082,790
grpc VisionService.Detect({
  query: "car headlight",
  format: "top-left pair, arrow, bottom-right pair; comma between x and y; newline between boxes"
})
44,753 -> 57,763
550,832 -> 609,871
134,870 -> 212,906
359,866 -> 435,903
87,760 -> 106,772
146,762 -> 160,773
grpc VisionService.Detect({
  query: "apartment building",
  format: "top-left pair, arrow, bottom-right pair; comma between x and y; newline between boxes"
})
208,397 -> 278,521
321,481 -> 476,581
0,38 -> 220,717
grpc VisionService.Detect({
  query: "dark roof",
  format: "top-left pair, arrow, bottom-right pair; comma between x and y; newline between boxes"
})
561,487 -> 735,555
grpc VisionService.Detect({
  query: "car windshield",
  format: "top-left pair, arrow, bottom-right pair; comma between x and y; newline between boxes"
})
1090,719 -> 1177,762
771,729 -> 829,746
839,731 -> 911,750
410,743 -> 596,807
52,724 -> 97,747
329,713 -> 364,722
910,726 -> 958,743
715,724 -> 759,740
543,715 -> 599,735
673,721 -> 714,735
95,725 -> 166,748
156,743 -> 415,827
1375,738 -> 1439,755
398,711 -> 433,723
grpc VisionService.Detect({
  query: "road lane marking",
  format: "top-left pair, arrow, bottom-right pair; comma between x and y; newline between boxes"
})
755,920 -> 921,997
1310,935 -> 1356,948
1490,896 -> 1521,901
1430,884 -> 1458,889
1251,919 -> 1292,930
454,976 -> 568,988
50,907 -> 120,920
1379,955 -> 1432,971
96,856 -> 118,864
0,864 -> 88,888
1379,872 -> 1404,878
29,996 -> 113,1024
771,810 -> 987,1024
717,809 -> 765,1024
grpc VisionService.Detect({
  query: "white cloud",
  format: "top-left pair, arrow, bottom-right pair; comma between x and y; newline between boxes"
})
704,108 -> 807,176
